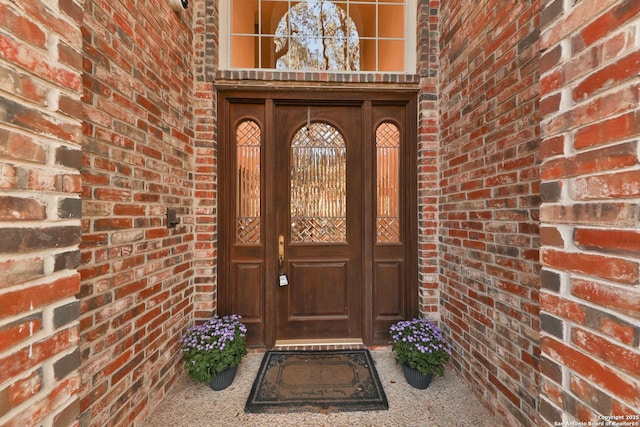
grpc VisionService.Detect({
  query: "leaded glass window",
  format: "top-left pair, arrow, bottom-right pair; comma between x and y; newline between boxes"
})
290,122 -> 347,242
236,120 -> 261,244
376,122 -> 400,243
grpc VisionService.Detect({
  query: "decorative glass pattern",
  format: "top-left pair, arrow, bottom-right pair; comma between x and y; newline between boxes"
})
290,122 -> 347,242
236,120 -> 261,244
376,122 -> 400,243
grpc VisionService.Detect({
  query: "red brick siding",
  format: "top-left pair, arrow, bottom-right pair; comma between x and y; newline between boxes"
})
192,0 -> 218,321
417,1 -> 441,318
0,0 -> 83,425
539,0 -> 640,423
439,1 -> 541,425
79,2 -> 194,426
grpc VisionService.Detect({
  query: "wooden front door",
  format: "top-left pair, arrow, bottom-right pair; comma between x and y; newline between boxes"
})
274,104 -> 363,341
218,89 -> 417,348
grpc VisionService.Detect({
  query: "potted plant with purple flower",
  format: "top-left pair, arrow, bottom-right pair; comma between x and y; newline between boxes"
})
389,317 -> 451,389
180,314 -> 248,390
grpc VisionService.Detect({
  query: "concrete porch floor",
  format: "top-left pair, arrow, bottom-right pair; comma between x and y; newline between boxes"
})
144,347 -> 500,426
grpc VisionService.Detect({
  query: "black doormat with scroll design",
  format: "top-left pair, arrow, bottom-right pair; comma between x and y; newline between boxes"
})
244,350 -> 388,414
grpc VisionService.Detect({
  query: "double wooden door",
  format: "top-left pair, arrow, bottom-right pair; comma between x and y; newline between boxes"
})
218,89 -> 417,348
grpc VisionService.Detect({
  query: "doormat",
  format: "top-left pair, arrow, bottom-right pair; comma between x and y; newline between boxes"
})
245,350 -> 388,414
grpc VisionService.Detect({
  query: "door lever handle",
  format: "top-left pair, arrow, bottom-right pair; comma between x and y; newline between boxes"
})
278,235 -> 288,286
278,235 -> 285,269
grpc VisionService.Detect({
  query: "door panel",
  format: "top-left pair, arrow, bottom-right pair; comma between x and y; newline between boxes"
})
232,261 -> 264,344
288,261 -> 348,318
374,261 -> 403,316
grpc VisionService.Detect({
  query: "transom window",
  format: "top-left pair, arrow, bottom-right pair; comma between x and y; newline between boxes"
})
220,0 -> 415,72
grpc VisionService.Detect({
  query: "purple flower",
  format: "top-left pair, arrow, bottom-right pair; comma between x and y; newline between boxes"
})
180,314 -> 248,383
389,317 -> 451,377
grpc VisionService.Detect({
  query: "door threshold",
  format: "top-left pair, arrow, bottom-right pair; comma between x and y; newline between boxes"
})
274,338 -> 364,348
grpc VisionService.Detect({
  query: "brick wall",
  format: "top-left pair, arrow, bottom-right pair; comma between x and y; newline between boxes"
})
0,1 -> 84,426
438,1 -> 542,425
79,1 -> 194,426
539,0 -> 640,423
192,0 -> 218,321
417,1 -> 441,318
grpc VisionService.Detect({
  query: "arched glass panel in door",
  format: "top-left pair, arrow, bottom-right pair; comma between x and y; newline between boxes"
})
290,122 -> 347,242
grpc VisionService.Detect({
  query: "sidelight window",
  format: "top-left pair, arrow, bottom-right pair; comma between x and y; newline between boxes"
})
376,122 -> 400,243
236,120 -> 262,244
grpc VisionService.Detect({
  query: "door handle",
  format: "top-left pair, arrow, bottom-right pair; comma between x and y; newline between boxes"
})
278,235 -> 289,286
278,235 -> 285,269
